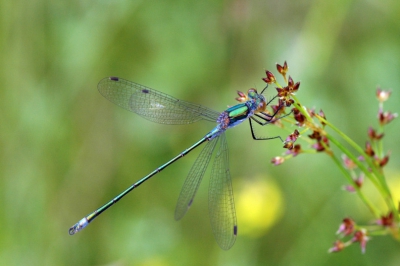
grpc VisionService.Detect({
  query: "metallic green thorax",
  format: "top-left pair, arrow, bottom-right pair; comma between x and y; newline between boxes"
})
226,103 -> 249,121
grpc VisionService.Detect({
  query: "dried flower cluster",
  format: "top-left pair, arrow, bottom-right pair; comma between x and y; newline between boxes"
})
265,61 -> 398,253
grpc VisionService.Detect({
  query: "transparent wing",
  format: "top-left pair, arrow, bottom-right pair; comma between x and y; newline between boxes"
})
174,137 -> 218,221
98,77 -> 220,124
208,133 -> 237,250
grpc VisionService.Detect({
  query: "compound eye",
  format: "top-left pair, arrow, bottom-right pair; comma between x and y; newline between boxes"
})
247,89 -> 257,98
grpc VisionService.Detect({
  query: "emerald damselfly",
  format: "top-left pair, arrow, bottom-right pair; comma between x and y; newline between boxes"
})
69,76 -> 285,250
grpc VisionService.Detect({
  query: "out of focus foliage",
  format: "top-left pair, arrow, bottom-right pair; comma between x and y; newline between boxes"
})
1,0 -> 399,265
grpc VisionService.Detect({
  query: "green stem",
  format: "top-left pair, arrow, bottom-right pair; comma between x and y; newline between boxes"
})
316,115 -> 396,216
324,134 -> 382,193
316,116 -> 384,182
291,94 -> 313,122
329,151 -> 380,217
325,134 -> 398,219
290,95 -> 388,211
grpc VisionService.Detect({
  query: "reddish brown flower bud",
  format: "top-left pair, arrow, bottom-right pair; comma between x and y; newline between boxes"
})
365,142 -> 375,157
328,240 -> 346,253
342,154 -> 357,170
283,141 -> 294,150
319,109 -> 326,120
378,109 -> 397,125
367,127 -> 384,140
286,76 -> 300,93
337,218 -> 355,236
354,174 -> 364,188
376,87 -> 392,103
308,130 -> 322,141
379,153 -> 390,167
344,174 -> 364,192
285,99 -> 294,107
376,212 -> 394,227
276,61 -> 288,76
235,91 -> 247,102
288,76 -> 294,88
271,156 -> 285,165
312,136 -> 329,152
284,130 -> 300,150
270,103 -> 282,115
292,108 -> 305,126
292,81 -> 300,92
262,71 -> 276,84
276,86 -> 290,98
351,229 -> 369,254
286,144 -> 302,156
308,108 -> 316,118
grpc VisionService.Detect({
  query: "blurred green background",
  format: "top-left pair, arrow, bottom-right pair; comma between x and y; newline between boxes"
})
1,0 -> 400,265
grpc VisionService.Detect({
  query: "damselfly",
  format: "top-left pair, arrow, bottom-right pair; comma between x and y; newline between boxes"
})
69,76 -> 286,250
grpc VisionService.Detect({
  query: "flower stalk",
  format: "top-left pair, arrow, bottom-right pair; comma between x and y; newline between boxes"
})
264,61 -> 399,253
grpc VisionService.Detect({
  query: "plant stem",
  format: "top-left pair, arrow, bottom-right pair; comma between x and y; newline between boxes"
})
328,150 -> 380,217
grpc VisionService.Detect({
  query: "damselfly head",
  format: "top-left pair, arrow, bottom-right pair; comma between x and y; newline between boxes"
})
247,88 -> 258,98
246,89 -> 267,113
